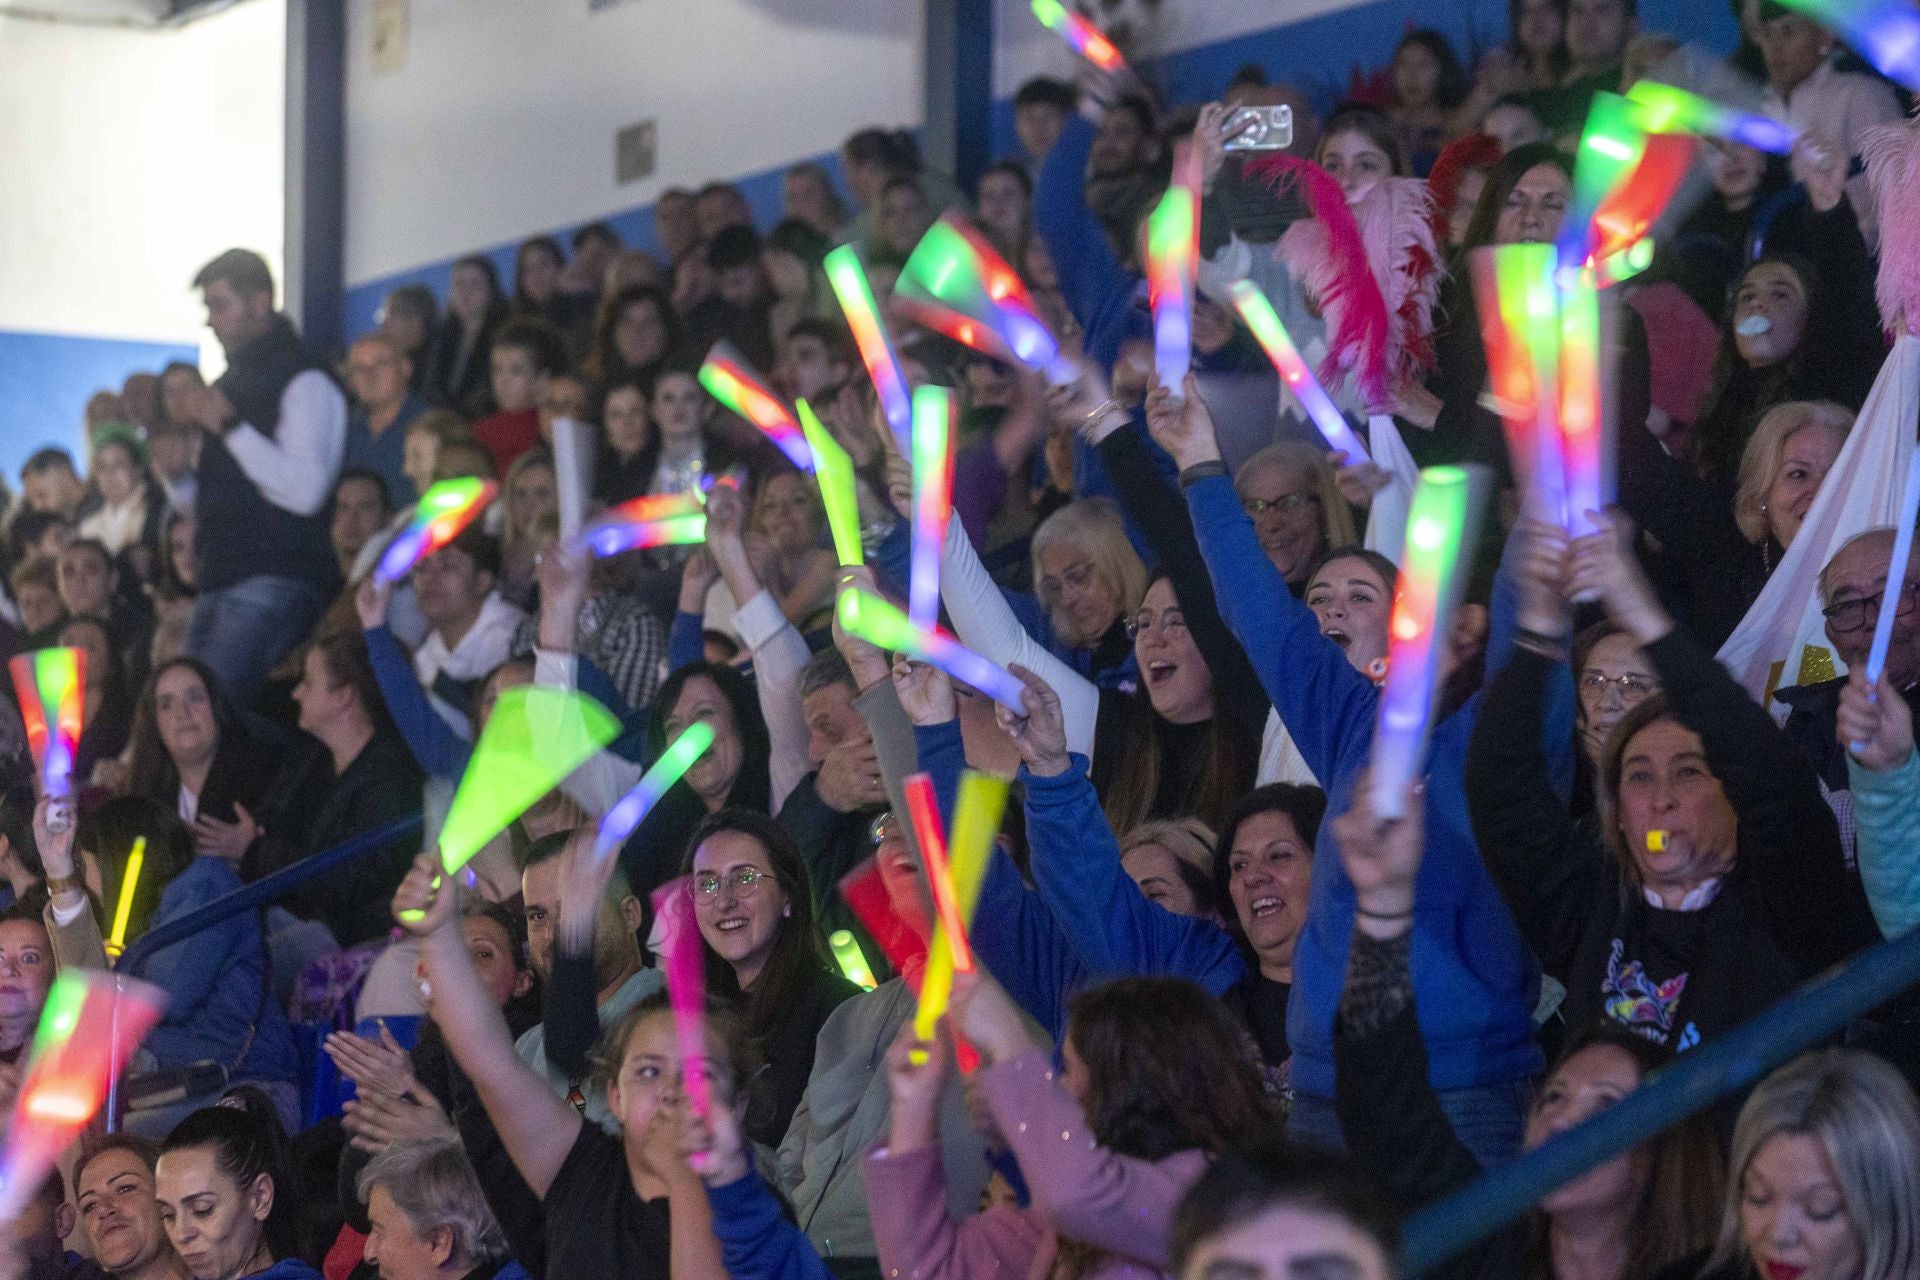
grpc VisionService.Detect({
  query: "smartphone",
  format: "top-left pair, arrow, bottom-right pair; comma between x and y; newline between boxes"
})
1223,104 -> 1294,152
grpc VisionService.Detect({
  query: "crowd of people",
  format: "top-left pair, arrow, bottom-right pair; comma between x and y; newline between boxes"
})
0,1 -> 1918,1278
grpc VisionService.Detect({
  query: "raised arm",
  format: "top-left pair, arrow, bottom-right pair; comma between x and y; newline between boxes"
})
359,578 -> 471,780
1839,673 -> 1920,939
392,853 -> 583,1199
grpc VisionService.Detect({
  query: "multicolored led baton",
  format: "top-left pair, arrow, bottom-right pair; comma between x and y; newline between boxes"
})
375,478 -> 498,583
1147,182 -> 1199,396
836,588 -> 1028,712
593,722 -> 716,867
1776,0 -> 1920,90
1472,244 -> 1567,526
9,648 -> 85,810
1230,282 -> 1371,462
578,493 -> 708,558
1030,0 -> 1128,72
1625,81 -> 1797,153
824,246 -> 914,455
700,341 -> 811,470
1370,466 -> 1491,819
896,218 -> 1073,384
910,386 -> 955,632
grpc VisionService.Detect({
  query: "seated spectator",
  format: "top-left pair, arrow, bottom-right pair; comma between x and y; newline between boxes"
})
773,318 -> 853,407
1234,445 -> 1357,597
1450,0 -> 1567,134
976,161 -> 1033,265
1662,1049 -> 1920,1280
356,1139 -> 520,1280
566,222 -> 620,299
471,321 -> 563,476
59,538 -> 153,683
78,428 -> 167,583
1531,0 -> 1637,138
495,450 -> 557,613
332,469 -> 393,580
524,534 -> 666,719
874,177 -> 934,261
1030,498 -> 1148,687
1013,76 -> 1076,165
155,1106 -> 318,1279
8,556 -> 63,647
376,284 -> 438,398
1170,1138 -> 1401,1280
58,613 -> 136,788
392,852 -> 735,1279
68,800 -> 300,1132
602,248 -> 665,296
344,334 -> 428,508
147,419 -> 199,516
685,226 -> 777,372
123,658 -> 277,849
509,237 -> 566,323
0,907 -> 52,1065
74,1136 -> 185,1280
410,527 -> 525,746
591,373 -> 655,507
583,285 -> 678,388
15,447 -> 89,522
1116,817 -> 1217,918
654,187 -> 700,265
781,161 -> 848,240
158,360 -> 208,429
747,470 -> 836,628
764,218 -> 835,352
863,971 -> 1272,1280
8,1171 -> 77,1280
840,128 -> 968,253
182,249 -> 346,708
238,630 -> 424,948
1386,30 -> 1470,176
1086,93 -> 1165,259
422,257 -> 507,420
9,511 -> 76,578
696,181 -> 754,240
400,412 -> 472,510
1481,94 -> 1548,152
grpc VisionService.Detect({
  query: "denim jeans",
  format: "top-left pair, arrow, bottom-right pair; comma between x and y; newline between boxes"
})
1288,1077 -> 1532,1167
187,574 -> 330,705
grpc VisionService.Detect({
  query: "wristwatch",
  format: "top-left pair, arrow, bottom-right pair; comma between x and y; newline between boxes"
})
46,872 -> 81,897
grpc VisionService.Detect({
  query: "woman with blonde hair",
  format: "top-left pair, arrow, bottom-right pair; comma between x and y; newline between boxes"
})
1661,1049 -> 1920,1280
1117,817 -> 1217,919
1732,401 -> 1853,552
1029,497 -> 1150,686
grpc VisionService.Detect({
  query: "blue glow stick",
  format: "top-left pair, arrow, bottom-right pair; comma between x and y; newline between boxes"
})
1864,450 -> 1920,688
592,723 -> 718,866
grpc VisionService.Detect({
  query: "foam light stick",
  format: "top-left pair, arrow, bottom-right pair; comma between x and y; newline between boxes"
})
1030,0 -> 1127,72
1587,131 -> 1696,265
896,218 -> 1072,384
9,648 -> 85,812
901,771 -> 1009,1069
1147,182 -> 1198,396
1472,244 -> 1567,526
1863,450 -> 1920,690
0,971 -> 165,1223
1369,466 -> 1491,819
910,386 -> 955,631
838,856 -> 929,975
580,512 -> 707,558
650,878 -> 713,1169
796,399 -> 866,568
836,588 -> 1028,712
425,687 -> 619,894
699,342 -> 811,470
1555,267 -> 1612,540
592,722 -> 716,867
829,930 -> 879,990
1231,282 -> 1372,463
824,246 -> 914,454
105,836 -> 146,960
375,478 -> 498,584
1625,80 -> 1797,153
1777,0 -> 1920,90
1556,92 -> 1649,270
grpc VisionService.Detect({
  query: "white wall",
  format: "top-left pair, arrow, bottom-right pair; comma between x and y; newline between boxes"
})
343,0 -> 925,287
0,0 -> 287,348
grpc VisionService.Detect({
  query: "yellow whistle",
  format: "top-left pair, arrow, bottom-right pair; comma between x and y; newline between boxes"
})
1646,829 -> 1668,853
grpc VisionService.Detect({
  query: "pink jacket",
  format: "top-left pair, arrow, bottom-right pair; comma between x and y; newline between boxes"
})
861,1050 -> 1208,1280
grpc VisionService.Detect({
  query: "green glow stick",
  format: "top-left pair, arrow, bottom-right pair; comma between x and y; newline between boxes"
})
829,930 -> 878,990
797,398 -> 864,568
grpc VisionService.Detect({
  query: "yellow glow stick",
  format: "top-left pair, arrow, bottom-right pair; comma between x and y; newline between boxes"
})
909,770 -> 1010,1065
105,837 -> 145,960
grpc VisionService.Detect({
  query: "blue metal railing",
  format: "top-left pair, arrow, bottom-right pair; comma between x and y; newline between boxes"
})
1403,925 -> 1920,1274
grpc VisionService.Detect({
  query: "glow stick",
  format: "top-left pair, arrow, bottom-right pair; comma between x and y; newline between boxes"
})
1147,183 -> 1198,396
797,399 -> 865,568
1588,131 -> 1696,265
580,512 -> 707,558
1471,244 -> 1566,526
551,417 -> 594,542
836,588 -> 1028,712
375,478 -> 498,584
1625,81 -> 1796,153
1030,0 -> 1128,72
1369,466 -> 1490,819
905,770 -> 1008,1070
824,246 -> 913,454
829,930 -> 879,990
1777,0 -> 1920,91
896,218 -> 1072,384
699,342 -> 812,470
1230,282 -> 1372,463
1864,450 -> 1920,688
431,687 -> 619,885
1555,267 -> 1611,539
0,971 -> 165,1225
650,878 -> 712,1168
105,837 -> 145,960
901,775 -> 973,1066
1592,237 -> 1656,291
592,722 -> 717,866
838,855 -> 928,975
8,648 -> 86,806
1557,93 -> 1649,270
910,386 -> 955,632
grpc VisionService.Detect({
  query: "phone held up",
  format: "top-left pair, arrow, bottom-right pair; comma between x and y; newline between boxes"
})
1222,104 -> 1294,152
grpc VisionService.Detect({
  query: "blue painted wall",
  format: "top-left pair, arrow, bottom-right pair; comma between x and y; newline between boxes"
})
0,330 -> 197,488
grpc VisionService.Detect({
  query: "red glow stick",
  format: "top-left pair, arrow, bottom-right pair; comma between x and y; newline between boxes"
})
902,773 -> 999,1073
910,386 -> 955,632
699,342 -> 811,470
1555,266 -> 1614,539
1471,244 -> 1567,526
1148,181 -> 1199,396
825,246 -> 914,455
838,855 -> 928,977
1588,131 -> 1695,265
375,478 -> 498,584
9,648 -> 85,805
1030,0 -> 1128,73
651,878 -> 713,1169
0,971 -> 165,1224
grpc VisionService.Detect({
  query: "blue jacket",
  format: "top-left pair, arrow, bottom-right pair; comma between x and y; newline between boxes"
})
1185,472 -> 1543,1097
708,1167 -> 834,1280
140,859 -> 299,1083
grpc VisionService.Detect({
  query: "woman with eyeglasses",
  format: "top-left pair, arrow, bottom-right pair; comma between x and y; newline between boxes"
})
680,809 -> 859,1148
1466,511 -> 1869,1058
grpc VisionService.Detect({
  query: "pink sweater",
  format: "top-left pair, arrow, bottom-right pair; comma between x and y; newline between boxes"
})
861,1050 -> 1208,1280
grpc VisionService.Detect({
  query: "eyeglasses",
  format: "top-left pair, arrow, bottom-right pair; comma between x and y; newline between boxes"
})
1578,672 -> 1660,699
689,867 -> 768,900
1242,493 -> 1320,517
1125,608 -> 1188,642
1038,560 -> 1099,602
1822,582 -> 1920,634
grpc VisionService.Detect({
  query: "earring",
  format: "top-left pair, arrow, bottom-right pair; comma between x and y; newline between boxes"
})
782,904 -> 791,918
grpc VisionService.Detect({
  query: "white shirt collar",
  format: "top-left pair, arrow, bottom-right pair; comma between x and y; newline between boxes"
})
1644,877 -> 1724,912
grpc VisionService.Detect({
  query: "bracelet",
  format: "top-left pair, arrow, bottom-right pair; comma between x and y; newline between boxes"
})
1178,459 -> 1229,490
1353,905 -> 1414,922
1513,626 -> 1570,659
46,872 -> 81,897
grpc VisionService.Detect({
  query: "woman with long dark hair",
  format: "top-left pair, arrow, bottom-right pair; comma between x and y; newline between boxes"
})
422,256 -> 508,419
584,285 -> 679,387
125,658 -> 278,860
680,809 -> 859,1145
156,1106 -> 316,1280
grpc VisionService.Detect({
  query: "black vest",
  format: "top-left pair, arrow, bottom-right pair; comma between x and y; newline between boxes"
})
195,316 -> 342,593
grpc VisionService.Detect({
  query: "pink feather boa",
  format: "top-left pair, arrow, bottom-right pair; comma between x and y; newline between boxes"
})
1863,110 -> 1920,337
1248,154 -> 1440,410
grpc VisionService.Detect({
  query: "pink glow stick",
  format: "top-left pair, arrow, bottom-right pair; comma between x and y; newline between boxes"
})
651,877 -> 713,1170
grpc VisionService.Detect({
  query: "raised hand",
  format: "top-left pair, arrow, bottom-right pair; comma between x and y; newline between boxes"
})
948,968 -> 1032,1069
1511,516 -> 1572,638
1791,129 -> 1847,214
1567,510 -> 1670,645
356,574 -> 394,630
1143,375 -> 1223,471
1330,772 -> 1424,939
1839,670 -> 1915,771
816,738 -> 887,814
342,1084 -> 455,1154
1332,452 -> 1392,510
324,1021 -> 417,1098
392,851 -> 457,937
832,566 -> 891,689
891,655 -> 957,727
31,796 -> 77,887
994,664 -> 1069,777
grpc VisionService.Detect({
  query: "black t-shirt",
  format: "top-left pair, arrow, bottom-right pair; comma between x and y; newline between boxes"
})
543,1122 -> 672,1280
1227,972 -> 1291,1067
